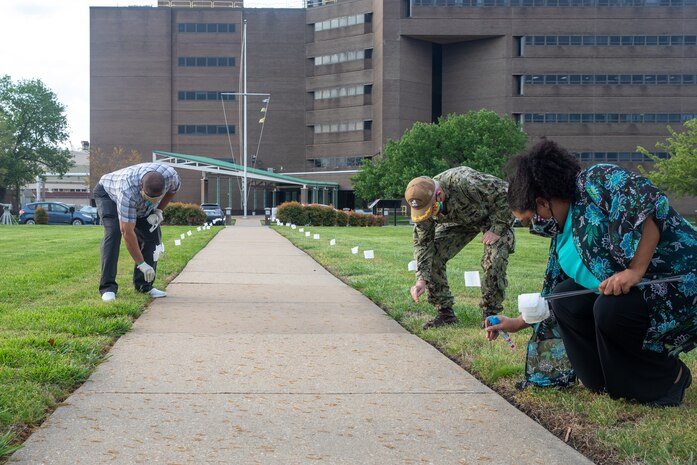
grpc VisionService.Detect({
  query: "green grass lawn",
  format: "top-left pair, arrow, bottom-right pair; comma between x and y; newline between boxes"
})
273,225 -> 696,465
0,224 -> 220,457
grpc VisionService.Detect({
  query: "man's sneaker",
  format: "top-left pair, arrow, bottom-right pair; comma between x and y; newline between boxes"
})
101,291 -> 116,302
148,288 -> 167,298
423,310 -> 457,329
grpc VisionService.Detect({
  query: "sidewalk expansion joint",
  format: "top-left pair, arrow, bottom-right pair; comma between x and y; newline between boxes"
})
85,390 -> 491,396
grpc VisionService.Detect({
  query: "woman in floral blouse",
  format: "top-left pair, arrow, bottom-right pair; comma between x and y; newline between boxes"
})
488,139 -> 697,406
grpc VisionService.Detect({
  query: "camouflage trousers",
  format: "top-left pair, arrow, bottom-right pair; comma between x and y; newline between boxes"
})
426,224 -> 515,315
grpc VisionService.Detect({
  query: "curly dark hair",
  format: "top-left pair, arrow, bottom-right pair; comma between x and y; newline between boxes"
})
505,139 -> 581,211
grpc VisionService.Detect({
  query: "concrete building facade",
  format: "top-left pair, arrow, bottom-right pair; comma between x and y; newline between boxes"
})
91,0 -> 697,213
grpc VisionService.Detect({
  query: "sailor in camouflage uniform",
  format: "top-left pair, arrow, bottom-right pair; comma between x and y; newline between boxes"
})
406,167 -> 515,329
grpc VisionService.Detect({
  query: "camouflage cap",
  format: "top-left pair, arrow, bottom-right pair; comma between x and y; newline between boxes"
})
405,176 -> 437,222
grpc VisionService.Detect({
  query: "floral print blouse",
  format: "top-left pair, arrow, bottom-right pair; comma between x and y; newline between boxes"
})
540,164 -> 697,356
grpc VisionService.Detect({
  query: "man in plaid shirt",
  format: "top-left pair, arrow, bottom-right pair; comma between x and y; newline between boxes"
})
94,163 -> 181,301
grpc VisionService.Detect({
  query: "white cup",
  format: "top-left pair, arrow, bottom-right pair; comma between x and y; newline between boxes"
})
518,292 -> 550,324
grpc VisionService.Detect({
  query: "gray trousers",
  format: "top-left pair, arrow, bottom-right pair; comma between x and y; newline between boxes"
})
94,183 -> 159,295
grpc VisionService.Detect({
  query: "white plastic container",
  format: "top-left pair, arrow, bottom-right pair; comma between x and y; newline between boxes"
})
518,292 -> 550,324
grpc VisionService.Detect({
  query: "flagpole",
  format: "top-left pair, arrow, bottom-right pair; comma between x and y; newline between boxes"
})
243,19 -> 248,218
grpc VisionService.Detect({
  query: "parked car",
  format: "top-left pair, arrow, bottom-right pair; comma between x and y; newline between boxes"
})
79,205 -> 100,224
18,202 -> 96,225
200,203 -> 225,225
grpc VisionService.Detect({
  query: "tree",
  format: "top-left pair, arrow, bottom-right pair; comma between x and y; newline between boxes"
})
88,146 -> 143,188
0,112 -> 12,203
438,110 -> 528,177
0,75 -> 72,208
638,119 -> 697,198
351,110 -> 527,200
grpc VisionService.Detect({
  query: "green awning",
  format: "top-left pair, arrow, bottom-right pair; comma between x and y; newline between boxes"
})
153,150 -> 339,188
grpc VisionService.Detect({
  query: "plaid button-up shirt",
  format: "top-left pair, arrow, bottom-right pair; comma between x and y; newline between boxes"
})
98,163 -> 181,223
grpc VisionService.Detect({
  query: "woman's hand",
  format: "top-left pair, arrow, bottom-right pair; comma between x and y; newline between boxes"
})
485,315 -> 528,341
599,269 -> 644,295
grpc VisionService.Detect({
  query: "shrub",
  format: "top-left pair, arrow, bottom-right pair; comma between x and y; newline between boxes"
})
276,201 -> 308,225
335,210 -> 349,227
347,211 -> 364,227
163,202 -> 207,225
34,207 -> 48,224
370,214 -> 386,227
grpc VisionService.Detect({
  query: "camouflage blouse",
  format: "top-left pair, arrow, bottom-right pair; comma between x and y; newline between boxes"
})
540,164 -> 697,356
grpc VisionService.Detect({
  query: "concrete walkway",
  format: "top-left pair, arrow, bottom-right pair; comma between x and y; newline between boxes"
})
9,218 -> 593,465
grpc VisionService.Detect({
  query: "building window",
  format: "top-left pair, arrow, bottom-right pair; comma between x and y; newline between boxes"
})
414,0 -> 695,6
520,74 -> 697,85
177,57 -> 235,67
313,120 -> 368,134
521,113 -> 697,123
314,50 -> 369,66
309,156 -> 368,169
571,151 -> 668,162
178,23 -> 236,33
314,13 -> 367,32
177,125 -> 235,135
313,85 -> 367,100
522,34 -> 696,46
178,91 -> 236,101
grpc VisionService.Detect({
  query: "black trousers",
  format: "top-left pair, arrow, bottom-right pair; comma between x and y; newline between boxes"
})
94,183 -> 159,295
550,278 -> 681,403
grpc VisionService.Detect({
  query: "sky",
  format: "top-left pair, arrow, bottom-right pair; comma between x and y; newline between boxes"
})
0,0 -> 303,150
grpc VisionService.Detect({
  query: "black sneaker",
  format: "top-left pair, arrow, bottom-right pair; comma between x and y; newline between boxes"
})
649,362 -> 692,407
423,310 -> 457,329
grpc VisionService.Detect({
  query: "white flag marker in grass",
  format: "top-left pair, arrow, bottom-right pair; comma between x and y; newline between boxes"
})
408,260 -> 417,271
464,271 -> 481,287
364,250 -> 374,259
197,226 -> 201,231
299,228 -> 304,233
313,234 -> 320,240
174,239 -> 181,246
351,246 -> 359,254
291,224 -> 296,229
305,232 -> 311,237
330,239 -> 336,246
180,233 -> 185,239
187,230 -> 192,236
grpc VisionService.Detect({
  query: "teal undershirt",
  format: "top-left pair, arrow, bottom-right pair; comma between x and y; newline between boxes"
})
555,209 -> 602,290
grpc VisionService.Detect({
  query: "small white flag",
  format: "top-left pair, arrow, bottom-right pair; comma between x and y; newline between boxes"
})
330,239 -> 336,246
180,233 -> 185,239
174,239 -> 181,246
364,250 -> 374,259
351,246 -> 359,254
187,230 -> 192,236
464,271 -> 481,287
313,234 -> 320,240
291,225 -> 296,229
197,226 -> 201,231
408,260 -> 417,271
305,232 -> 311,237
299,228 -> 304,232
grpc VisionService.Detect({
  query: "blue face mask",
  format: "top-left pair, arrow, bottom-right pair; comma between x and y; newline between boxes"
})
529,213 -> 561,238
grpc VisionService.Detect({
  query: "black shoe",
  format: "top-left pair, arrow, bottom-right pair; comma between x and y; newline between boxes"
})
649,362 -> 692,407
423,310 -> 457,329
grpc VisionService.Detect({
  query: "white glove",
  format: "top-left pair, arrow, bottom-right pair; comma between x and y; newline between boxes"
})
137,261 -> 156,282
147,209 -> 164,227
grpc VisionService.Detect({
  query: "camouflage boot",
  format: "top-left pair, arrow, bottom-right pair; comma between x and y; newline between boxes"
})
423,307 -> 457,329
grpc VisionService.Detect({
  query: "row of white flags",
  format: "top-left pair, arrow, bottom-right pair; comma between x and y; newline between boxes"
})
274,219 -> 482,286
172,223 -> 214,246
